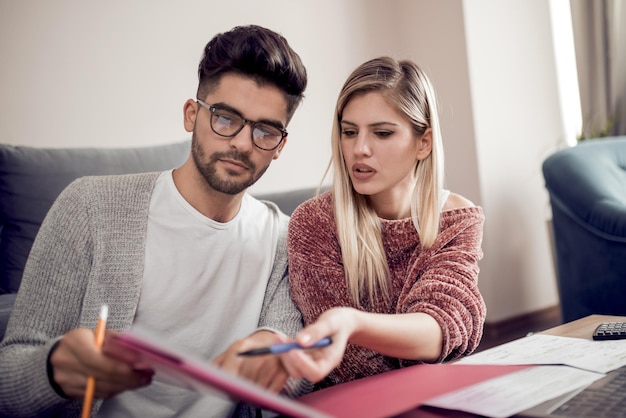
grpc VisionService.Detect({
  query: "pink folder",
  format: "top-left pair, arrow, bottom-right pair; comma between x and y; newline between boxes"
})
297,363 -> 529,417
113,326 -> 526,418
111,326 -> 330,418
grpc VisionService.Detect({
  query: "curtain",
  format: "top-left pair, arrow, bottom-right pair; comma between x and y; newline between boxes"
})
570,0 -> 626,138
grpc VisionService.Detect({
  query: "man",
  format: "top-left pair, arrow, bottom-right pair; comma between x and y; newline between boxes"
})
0,25 -> 308,417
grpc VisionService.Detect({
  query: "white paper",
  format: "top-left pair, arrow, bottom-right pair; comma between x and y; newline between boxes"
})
424,365 -> 604,418
457,334 -> 626,373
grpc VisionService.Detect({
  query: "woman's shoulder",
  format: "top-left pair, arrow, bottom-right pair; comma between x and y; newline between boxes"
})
441,192 -> 484,225
442,192 -> 476,211
292,190 -> 332,215
289,191 -> 334,228
288,191 -> 336,246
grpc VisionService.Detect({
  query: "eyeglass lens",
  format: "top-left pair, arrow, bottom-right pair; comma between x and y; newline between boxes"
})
211,107 -> 283,150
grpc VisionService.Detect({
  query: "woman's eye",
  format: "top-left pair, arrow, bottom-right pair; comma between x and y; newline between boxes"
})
341,129 -> 357,137
375,130 -> 393,138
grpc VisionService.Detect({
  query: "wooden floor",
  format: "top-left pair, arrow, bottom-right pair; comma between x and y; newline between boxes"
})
475,305 -> 563,352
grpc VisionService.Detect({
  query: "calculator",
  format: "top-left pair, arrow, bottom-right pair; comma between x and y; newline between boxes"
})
592,322 -> 626,340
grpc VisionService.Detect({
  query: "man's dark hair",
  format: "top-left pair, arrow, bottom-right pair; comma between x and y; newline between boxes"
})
197,25 -> 307,123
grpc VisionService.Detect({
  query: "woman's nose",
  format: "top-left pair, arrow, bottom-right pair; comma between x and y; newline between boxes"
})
354,133 -> 372,156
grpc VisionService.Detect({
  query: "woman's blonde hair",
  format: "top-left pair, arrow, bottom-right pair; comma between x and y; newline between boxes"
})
323,57 -> 444,307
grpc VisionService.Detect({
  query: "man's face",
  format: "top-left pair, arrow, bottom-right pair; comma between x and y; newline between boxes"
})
184,73 -> 289,195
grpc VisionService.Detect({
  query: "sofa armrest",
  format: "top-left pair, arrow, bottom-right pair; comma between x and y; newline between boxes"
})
254,187 -> 318,216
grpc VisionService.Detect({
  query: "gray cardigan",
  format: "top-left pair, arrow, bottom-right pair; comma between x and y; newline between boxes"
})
0,172 -> 304,417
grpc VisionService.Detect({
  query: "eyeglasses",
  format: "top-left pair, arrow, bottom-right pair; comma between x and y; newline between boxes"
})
196,100 -> 288,151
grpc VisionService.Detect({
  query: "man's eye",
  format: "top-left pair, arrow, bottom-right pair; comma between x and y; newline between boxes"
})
256,124 -> 282,137
254,128 -> 273,139
215,113 -> 239,127
217,115 -> 233,126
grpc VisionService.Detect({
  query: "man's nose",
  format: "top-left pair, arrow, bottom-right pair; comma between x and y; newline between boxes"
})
229,123 -> 255,151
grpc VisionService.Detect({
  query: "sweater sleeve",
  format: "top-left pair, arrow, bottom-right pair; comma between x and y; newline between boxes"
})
397,207 -> 486,363
256,203 -> 312,399
258,206 -> 304,338
1,173 -> 158,417
0,178 -> 95,417
287,194 -> 351,326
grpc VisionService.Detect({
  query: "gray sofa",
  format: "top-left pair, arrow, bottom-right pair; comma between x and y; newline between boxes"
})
0,140 -> 316,340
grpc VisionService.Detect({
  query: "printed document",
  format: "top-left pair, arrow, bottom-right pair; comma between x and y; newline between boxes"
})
457,333 -> 626,373
424,365 -> 603,418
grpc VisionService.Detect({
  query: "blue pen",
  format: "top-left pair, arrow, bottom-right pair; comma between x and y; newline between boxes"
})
238,337 -> 332,356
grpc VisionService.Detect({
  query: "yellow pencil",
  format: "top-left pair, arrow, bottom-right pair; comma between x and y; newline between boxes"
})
81,305 -> 108,418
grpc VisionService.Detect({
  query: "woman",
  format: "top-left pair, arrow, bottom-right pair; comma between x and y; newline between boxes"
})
284,57 -> 486,389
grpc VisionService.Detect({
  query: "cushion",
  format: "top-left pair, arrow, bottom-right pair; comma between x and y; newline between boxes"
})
255,187 -> 318,216
0,294 -> 16,340
0,141 -> 191,294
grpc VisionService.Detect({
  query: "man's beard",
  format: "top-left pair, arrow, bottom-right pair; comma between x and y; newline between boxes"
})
191,132 -> 269,195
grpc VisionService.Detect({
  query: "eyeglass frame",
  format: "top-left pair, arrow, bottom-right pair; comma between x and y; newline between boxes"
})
196,99 -> 288,151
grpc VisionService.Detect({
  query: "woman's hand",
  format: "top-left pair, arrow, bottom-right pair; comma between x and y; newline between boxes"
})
281,307 -> 357,383
279,307 -> 443,383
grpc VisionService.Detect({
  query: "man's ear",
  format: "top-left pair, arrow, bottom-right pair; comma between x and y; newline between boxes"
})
416,128 -> 433,160
183,99 -> 198,133
271,136 -> 288,160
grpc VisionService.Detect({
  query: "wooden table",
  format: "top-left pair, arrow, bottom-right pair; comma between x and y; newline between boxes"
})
401,314 -> 626,418
540,314 -> 626,339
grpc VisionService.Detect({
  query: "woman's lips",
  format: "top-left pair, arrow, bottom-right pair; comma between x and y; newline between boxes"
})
352,163 -> 376,180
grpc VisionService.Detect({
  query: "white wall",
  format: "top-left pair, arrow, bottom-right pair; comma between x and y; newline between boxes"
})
463,0 -> 565,321
1,0 -> 573,323
0,0 -> 347,194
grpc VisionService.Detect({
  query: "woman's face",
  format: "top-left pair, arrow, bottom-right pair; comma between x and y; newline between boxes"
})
339,92 -> 431,216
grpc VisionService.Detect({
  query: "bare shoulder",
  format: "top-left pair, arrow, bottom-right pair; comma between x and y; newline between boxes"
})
443,192 -> 475,211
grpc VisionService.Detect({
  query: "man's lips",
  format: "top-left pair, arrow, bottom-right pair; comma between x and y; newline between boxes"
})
220,158 -> 249,171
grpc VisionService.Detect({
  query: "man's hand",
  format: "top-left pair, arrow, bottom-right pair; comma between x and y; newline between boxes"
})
213,330 -> 290,393
49,328 -> 153,399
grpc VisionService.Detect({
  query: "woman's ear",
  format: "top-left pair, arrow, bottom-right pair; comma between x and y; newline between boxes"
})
416,128 -> 433,160
183,99 -> 198,133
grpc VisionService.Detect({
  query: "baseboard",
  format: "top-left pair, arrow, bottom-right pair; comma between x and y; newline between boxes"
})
483,305 -> 563,340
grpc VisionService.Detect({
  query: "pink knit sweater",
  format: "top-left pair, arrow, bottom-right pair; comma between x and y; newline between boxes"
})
287,192 -> 486,388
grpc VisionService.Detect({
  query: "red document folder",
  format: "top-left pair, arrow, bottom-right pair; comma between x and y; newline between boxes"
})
112,325 -> 527,418
297,363 -> 529,418
111,326 -> 330,418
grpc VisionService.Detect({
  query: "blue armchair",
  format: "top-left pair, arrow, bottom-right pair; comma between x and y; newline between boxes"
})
543,136 -> 626,322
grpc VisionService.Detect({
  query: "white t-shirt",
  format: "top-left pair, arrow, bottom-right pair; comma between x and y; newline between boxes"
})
98,170 -> 281,417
